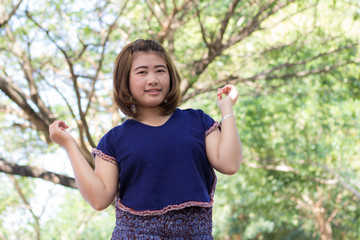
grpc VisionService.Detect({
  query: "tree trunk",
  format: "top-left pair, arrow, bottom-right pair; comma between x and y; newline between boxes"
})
314,204 -> 333,240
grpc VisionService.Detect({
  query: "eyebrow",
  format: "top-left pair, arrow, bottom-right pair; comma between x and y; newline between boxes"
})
134,65 -> 167,71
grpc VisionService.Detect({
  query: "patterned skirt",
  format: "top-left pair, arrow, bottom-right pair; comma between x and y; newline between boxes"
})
111,206 -> 213,239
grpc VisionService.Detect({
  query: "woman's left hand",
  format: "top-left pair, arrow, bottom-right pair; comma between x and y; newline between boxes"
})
217,85 -> 238,111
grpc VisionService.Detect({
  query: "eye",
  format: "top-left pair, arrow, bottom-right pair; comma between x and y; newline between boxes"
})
157,69 -> 166,73
137,71 -> 146,75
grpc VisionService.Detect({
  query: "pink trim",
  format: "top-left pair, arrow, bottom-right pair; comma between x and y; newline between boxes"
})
91,149 -> 118,166
210,167 -> 217,198
116,168 -> 217,216
117,200 -> 213,216
205,121 -> 219,136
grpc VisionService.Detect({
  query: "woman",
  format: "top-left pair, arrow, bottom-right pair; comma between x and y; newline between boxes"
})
49,39 -> 242,239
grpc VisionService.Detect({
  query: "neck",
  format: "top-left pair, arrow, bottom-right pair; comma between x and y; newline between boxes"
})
133,107 -> 173,127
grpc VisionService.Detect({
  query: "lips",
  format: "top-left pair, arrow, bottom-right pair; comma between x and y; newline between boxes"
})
145,88 -> 161,92
145,88 -> 162,95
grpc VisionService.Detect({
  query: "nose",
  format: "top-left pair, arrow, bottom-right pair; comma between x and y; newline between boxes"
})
146,72 -> 159,85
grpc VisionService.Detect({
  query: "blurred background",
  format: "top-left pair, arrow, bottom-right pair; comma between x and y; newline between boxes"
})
0,0 -> 359,239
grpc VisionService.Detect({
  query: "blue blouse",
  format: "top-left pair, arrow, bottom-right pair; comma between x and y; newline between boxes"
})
92,108 -> 218,216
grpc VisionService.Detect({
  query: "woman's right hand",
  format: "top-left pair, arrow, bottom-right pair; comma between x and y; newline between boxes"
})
49,120 -> 75,148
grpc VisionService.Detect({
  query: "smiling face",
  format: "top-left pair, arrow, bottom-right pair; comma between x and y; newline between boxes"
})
129,51 -> 170,112
113,39 -> 181,118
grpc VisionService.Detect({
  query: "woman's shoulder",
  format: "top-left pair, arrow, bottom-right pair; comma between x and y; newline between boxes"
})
177,107 -> 206,117
177,108 -> 216,130
101,119 -> 134,138
177,108 -> 214,122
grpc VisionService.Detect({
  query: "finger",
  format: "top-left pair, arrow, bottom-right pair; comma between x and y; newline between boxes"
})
50,120 -> 68,132
220,85 -> 232,95
217,88 -> 223,100
228,86 -> 239,103
58,121 -> 69,130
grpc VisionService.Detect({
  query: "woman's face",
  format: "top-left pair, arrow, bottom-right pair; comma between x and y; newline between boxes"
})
129,51 -> 170,111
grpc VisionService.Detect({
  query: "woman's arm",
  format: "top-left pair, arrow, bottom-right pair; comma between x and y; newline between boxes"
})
206,85 -> 243,175
49,120 -> 119,210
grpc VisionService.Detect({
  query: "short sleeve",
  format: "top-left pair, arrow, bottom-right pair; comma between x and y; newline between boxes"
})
199,110 -> 219,136
91,130 -> 118,166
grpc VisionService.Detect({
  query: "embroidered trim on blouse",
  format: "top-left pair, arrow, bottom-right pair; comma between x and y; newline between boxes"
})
91,149 -> 118,166
116,168 -> 217,216
205,121 -> 219,136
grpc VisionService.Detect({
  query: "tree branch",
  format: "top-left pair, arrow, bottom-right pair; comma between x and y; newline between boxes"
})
323,165 -> 360,199
84,1 -> 128,117
245,160 -> 360,200
145,0 -> 163,28
226,0 -> 297,48
25,10 -> 97,153
182,40 -> 360,102
245,161 -> 338,186
214,0 -> 240,52
0,76 -> 53,143
195,3 -> 210,49
182,0 -> 296,97
0,157 -> 77,189
0,0 -> 23,28
9,175 -> 41,240
5,24 -> 54,127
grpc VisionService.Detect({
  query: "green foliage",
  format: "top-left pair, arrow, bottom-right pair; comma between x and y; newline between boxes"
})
1,0 -> 360,239
41,190 -> 115,240
211,70 -> 360,239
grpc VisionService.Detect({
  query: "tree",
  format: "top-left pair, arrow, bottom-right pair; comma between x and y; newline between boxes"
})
1,0 -> 359,239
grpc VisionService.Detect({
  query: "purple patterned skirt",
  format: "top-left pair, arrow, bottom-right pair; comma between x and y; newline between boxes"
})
111,206 -> 213,239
